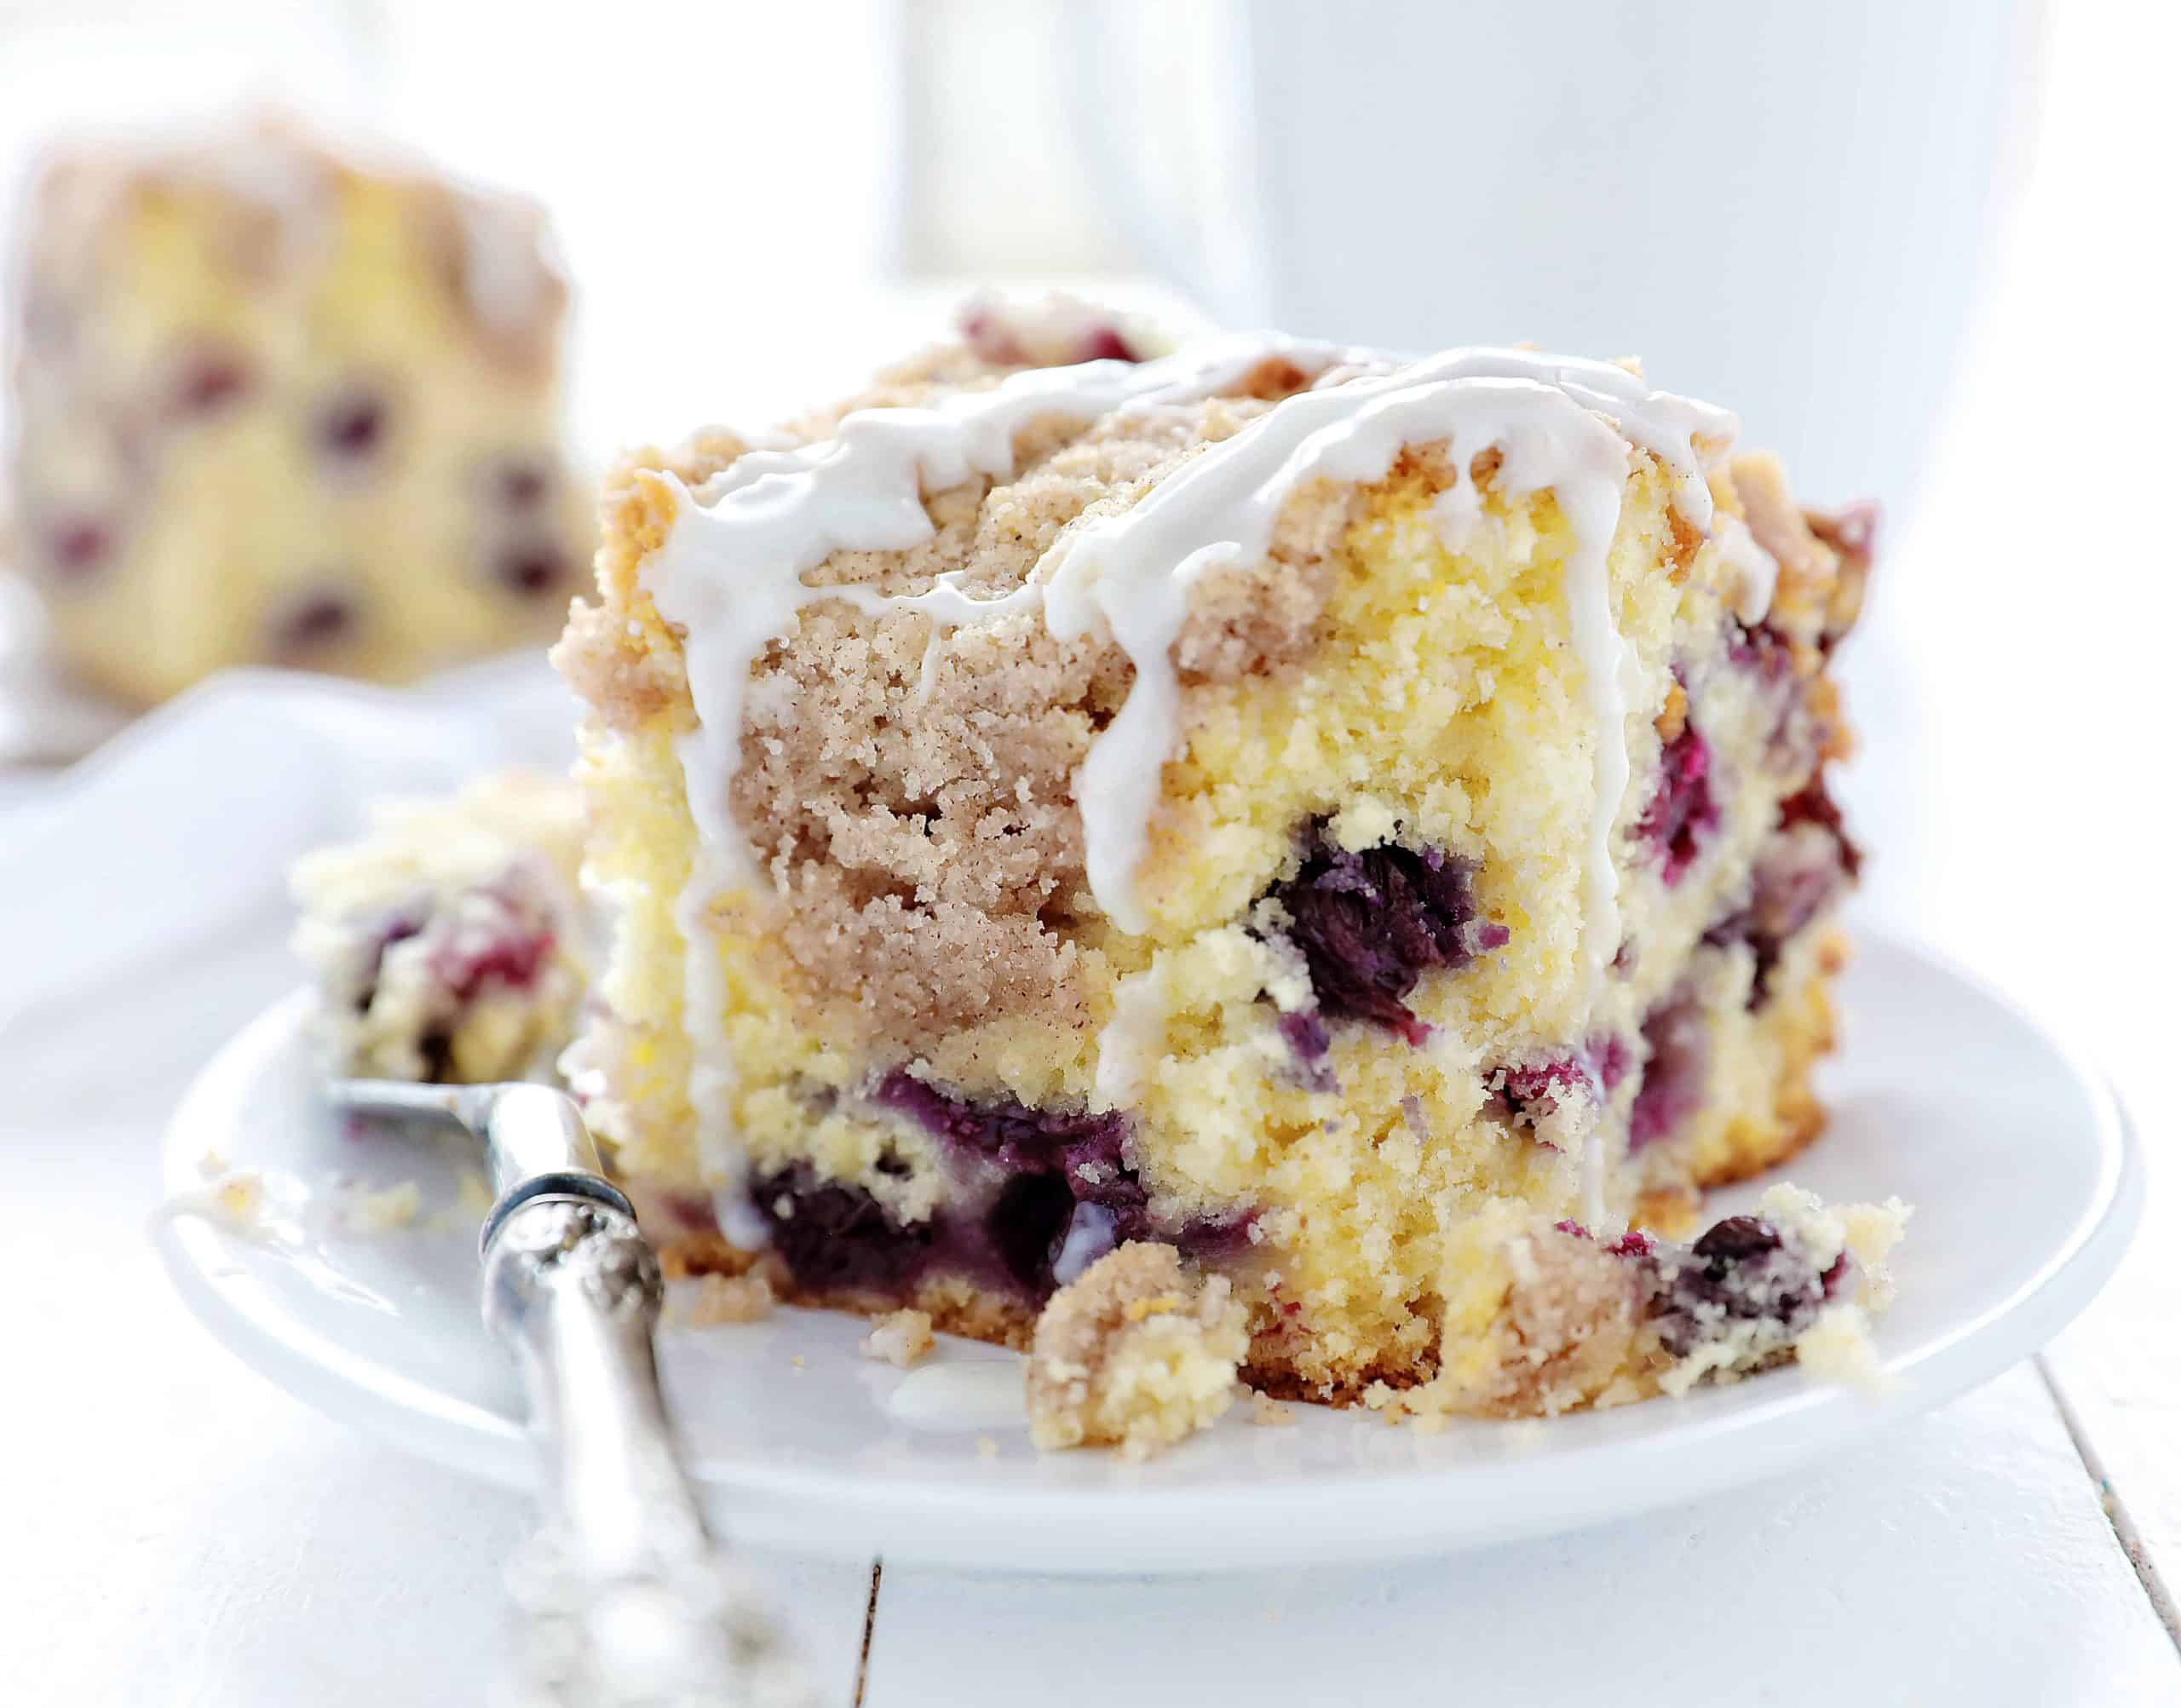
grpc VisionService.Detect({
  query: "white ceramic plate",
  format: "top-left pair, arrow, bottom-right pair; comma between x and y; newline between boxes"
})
156,933 -> 2141,1573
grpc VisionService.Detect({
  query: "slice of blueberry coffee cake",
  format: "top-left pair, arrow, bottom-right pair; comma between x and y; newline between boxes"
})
552,302 -> 1890,1415
4,117 -> 590,704
292,770 -> 589,1084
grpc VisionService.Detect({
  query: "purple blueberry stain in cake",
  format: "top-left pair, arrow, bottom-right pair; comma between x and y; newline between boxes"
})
270,588 -> 360,657
868,1070 -> 1252,1298
1263,825 -> 1507,1044
1704,773 -> 1861,1005
751,1162 -> 935,1296
1647,1211 -> 1827,1359
1595,1034 -> 1631,1092
315,386 -> 390,464
1493,1055 -> 1591,1129
1276,1009 -> 1339,1092
1075,325 -> 1139,363
1555,1220 -> 1658,1259
1637,715 -> 1718,886
1279,1009 -> 1330,1062
354,913 -> 424,1012
1778,775 -> 1862,879
488,454 -> 555,513
1628,986 -> 1707,1152
1490,1034 -> 1628,1132
494,541 -> 572,599
170,345 -> 253,419
873,1071 -> 1131,1187
987,1172 -> 1080,1291
957,298 -> 1145,367
1726,618 -> 1797,686
429,921 -> 555,1005
44,516 -> 114,582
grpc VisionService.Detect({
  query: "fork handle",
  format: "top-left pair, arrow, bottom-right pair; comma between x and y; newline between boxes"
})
482,1193 -> 805,1706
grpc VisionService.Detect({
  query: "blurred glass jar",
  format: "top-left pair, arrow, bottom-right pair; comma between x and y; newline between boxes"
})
900,0 -> 2046,520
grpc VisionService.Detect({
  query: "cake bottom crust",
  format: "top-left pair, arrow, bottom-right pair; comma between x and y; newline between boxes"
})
647,949 -> 1844,1411
661,1236 -> 1044,1352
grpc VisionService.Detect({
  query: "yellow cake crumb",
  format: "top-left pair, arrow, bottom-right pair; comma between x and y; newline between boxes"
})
1793,1304 -> 1887,1391
861,1308 -> 936,1368
341,1178 -> 423,1234
1026,1243 -> 1247,1458
210,1169 -> 269,1227
684,1272 -> 776,1327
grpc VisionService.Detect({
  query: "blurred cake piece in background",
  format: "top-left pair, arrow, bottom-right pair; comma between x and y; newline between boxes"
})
291,769 -> 590,1085
3,116 -> 590,705
953,289 -> 1180,369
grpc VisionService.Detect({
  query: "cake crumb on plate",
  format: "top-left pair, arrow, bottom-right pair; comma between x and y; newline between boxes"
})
862,1308 -> 935,1368
684,1272 -> 775,1327
1027,1242 -> 1246,1459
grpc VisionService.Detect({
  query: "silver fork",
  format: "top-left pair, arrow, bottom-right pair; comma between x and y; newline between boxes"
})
331,1078 -> 812,1708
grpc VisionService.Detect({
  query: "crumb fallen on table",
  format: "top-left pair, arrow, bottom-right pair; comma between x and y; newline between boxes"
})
976,1435 -> 999,1459
861,1307 -> 935,1368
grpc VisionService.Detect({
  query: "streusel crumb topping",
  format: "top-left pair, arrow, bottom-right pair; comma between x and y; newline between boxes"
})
1027,1241 -> 1247,1458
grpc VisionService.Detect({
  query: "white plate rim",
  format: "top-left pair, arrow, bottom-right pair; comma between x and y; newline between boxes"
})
155,935 -> 2145,1571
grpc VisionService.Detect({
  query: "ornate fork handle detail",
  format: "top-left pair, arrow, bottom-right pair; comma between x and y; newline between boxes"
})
483,1196 -> 812,1708
331,1079 -> 812,1707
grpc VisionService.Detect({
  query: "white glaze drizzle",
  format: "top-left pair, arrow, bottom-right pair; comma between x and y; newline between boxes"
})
642,339 -> 1738,1234
1714,511 -> 1781,624
1040,348 -> 1732,951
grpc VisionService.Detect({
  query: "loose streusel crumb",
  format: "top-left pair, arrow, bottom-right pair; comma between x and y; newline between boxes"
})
1248,1393 -> 1298,1428
685,1272 -> 776,1326
210,1169 -> 269,1228
1026,1242 -> 1247,1458
341,1178 -> 423,1234
861,1308 -> 935,1368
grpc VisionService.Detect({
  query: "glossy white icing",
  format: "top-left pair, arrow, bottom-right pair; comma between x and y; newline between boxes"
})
1715,511 -> 1781,624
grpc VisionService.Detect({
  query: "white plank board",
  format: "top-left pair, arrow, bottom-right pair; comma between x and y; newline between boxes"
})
2,1123 -> 877,1707
864,1365 -> 2181,1707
